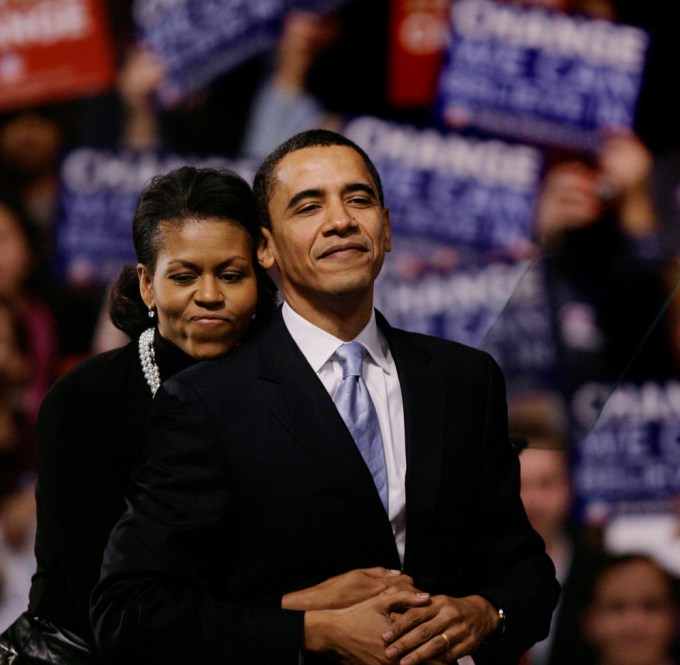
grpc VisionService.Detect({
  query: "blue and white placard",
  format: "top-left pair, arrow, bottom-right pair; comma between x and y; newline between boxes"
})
375,247 -> 557,392
572,380 -> 680,521
55,147 -> 257,285
437,0 -> 649,149
133,0 -> 351,106
345,115 -> 542,251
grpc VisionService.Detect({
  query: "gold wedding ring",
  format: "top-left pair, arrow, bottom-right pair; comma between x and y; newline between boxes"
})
441,632 -> 451,648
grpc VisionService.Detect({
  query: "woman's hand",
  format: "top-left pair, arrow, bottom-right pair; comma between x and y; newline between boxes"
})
283,567 -> 415,611
304,588 -> 431,664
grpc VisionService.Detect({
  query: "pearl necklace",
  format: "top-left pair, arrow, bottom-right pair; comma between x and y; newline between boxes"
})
138,327 -> 161,396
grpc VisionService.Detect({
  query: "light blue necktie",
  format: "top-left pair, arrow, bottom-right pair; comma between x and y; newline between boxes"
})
333,342 -> 388,512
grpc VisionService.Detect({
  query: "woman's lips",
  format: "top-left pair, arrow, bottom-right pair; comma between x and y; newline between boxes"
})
190,316 -> 230,328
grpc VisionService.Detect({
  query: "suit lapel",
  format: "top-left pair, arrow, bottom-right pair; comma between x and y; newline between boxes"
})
378,315 -> 449,569
255,312 -> 398,557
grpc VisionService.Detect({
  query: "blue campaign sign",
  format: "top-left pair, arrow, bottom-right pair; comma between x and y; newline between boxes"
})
133,0 -> 351,106
376,248 -> 529,347
344,115 -> 542,251
376,246 -> 527,347
571,380 -> 680,521
437,0 -> 649,150
55,147 -> 257,285
480,259 -> 557,394
375,245 -> 557,393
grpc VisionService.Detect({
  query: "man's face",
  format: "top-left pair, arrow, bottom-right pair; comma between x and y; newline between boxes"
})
520,447 -> 571,542
258,145 -> 391,314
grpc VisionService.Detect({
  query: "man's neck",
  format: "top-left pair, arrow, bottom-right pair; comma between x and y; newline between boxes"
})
283,292 -> 374,342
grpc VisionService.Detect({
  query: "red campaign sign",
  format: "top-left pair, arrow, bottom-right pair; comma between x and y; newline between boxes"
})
387,0 -> 451,108
0,0 -> 115,111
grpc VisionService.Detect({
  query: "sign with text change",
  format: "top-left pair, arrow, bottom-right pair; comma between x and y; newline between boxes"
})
56,148 -> 257,285
345,115 -> 542,251
437,0 -> 649,149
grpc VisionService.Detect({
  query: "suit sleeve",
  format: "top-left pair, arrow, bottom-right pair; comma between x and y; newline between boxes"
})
471,355 -> 560,662
90,377 -> 304,665
33,363 -> 133,635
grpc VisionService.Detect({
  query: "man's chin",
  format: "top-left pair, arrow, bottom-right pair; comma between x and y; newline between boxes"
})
319,281 -> 373,302
316,269 -> 378,297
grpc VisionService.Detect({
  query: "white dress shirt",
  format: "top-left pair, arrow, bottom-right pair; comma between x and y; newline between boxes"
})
282,302 -> 407,564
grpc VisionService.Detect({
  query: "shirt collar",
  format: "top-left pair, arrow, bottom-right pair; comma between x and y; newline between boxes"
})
282,302 -> 392,374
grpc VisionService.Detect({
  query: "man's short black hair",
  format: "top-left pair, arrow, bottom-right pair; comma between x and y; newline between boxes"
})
253,129 -> 385,230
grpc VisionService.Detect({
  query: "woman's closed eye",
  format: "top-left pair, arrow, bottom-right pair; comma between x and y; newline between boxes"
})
169,273 -> 197,284
219,271 -> 245,283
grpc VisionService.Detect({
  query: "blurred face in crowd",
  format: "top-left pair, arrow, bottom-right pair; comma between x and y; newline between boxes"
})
258,145 -> 391,320
0,205 -> 34,301
280,10 -> 342,61
583,558 -> 678,665
0,112 -> 61,175
520,447 -> 572,543
139,218 -> 258,360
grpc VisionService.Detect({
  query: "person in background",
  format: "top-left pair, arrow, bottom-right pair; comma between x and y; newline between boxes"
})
0,166 -> 277,664
534,132 -> 658,259
0,297 -> 32,496
514,398 -> 598,665
0,298 -> 36,633
242,9 -> 343,160
0,193 -> 56,427
116,46 -> 167,152
581,554 -> 679,665
0,108 -> 66,232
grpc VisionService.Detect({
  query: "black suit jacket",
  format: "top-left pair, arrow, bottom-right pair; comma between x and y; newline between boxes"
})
91,310 -> 558,665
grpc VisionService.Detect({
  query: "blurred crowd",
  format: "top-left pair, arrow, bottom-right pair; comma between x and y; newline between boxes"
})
1,0 -> 679,662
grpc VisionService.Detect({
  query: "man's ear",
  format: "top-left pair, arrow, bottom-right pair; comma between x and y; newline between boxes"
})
383,207 -> 392,253
258,228 -> 276,270
137,264 -> 154,309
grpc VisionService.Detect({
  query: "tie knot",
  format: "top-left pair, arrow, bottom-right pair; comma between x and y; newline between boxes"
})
335,342 -> 367,378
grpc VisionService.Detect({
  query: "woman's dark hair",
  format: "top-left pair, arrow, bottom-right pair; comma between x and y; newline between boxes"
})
110,166 -> 277,339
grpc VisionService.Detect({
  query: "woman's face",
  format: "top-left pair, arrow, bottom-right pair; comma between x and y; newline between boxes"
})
583,559 -> 677,665
139,218 -> 258,360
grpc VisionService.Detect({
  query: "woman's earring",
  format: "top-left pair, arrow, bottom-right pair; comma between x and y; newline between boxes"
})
148,307 -> 155,319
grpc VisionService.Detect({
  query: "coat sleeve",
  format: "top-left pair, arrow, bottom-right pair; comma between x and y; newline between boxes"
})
470,354 -> 560,663
33,356 -> 136,635
90,377 -> 304,665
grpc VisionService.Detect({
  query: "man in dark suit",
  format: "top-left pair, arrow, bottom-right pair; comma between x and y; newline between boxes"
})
91,130 -> 559,665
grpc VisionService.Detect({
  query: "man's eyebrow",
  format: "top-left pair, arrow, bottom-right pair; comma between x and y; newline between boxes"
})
343,183 -> 378,199
286,188 -> 324,211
